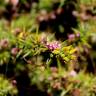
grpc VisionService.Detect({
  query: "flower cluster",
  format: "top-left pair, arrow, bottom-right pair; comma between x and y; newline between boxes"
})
46,41 -> 61,51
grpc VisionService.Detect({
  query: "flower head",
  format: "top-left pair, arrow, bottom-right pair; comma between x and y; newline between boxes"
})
68,34 -> 75,40
11,48 -> 20,56
12,80 -> 17,86
68,34 -> 75,42
76,33 -> 80,38
69,70 -> 77,77
46,41 -> 61,51
5,0 -> 19,6
0,39 -> 9,49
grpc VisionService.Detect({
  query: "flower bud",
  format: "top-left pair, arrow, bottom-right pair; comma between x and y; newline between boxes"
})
11,48 -> 20,56
0,39 -> 9,49
12,80 -> 17,86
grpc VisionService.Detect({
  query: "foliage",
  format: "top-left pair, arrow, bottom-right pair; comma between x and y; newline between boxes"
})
0,0 -> 96,96
0,76 -> 17,96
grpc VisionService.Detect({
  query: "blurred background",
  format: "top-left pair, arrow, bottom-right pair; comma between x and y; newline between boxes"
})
0,0 -> 96,96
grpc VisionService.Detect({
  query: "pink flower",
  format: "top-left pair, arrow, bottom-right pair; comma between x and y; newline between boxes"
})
40,34 -> 47,44
49,12 -> 56,20
80,13 -> 91,21
14,28 -> 21,36
68,34 -> 75,42
0,39 -> 9,49
12,80 -> 17,86
5,0 -> 19,6
72,11 -> 79,17
76,33 -> 80,38
56,8 -> 64,15
68,34 -> 75,40
46,41 -> 61,51
11,48 -> 20,56
69,70 -> 77,77
50,67 -> 58,73
11,0 -> 19,6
